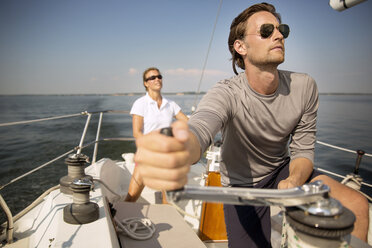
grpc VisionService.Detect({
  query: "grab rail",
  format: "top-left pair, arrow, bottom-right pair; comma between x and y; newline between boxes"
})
77,113 -> 92,155
92,112 -> 104,164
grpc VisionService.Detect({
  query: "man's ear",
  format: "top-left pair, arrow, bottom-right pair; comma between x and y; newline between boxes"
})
233,40 -> 247,56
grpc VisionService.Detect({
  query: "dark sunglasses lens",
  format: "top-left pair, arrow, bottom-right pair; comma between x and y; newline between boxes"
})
146,75 -> 162,81
260,24 -> 274,38
279,24 -> 290,38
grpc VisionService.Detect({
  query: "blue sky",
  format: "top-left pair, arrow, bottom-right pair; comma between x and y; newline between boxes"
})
0,0 -> 371,94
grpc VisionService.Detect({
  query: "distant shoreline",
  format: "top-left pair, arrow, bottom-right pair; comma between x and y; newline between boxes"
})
1,92 -> 372,96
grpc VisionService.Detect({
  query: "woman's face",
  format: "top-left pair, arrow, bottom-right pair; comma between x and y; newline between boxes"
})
144,70 -> 163,92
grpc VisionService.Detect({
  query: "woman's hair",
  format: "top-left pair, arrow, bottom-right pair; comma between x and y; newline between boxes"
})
228,2 -> 281,75
142,67 -> 161,91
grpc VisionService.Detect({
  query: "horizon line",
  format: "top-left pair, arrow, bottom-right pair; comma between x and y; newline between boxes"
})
1,92 -> 372,96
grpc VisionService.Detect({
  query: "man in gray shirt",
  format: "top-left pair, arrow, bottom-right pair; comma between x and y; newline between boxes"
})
135,3 -> 369,247
189,70 -> 318,188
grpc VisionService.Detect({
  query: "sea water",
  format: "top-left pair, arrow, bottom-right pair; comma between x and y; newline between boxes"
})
0,94 -> 371,224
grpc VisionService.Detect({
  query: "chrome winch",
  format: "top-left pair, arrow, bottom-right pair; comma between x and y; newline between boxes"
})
166,181 -> 355,247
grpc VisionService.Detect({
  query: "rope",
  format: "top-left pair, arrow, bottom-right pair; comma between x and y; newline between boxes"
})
88,179 -> 156,240
170,202 -> 199,219
92,178 -> 122,198
0,112 -> 85,127
339,174 -> 372,203
340,174 -> 362,190
316,140 -> 372,157
114,216 -> 155,240
93,178 -> 156,240
286,223 -> 349,247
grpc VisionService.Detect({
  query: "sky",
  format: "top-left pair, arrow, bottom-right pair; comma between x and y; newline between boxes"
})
0,0 -> 371,95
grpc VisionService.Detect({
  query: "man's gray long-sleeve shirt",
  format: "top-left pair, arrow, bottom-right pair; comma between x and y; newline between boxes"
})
188,70 -> 319,186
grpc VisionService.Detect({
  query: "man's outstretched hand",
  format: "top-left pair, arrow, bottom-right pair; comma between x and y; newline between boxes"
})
135,121 -> 195,190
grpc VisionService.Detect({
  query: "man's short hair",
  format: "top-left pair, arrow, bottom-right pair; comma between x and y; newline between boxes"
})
228,2 -> 282,75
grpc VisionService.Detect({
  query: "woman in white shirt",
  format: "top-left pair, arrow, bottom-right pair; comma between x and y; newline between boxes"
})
125,67 -> 188,202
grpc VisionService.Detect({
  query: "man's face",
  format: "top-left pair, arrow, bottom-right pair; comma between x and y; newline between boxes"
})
243,11 -> 285,67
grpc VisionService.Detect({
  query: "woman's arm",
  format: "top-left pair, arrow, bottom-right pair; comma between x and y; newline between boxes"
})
125,114 -> 145,202
175,111 -> 189,122
132,114 -> 144,138
124,165 -> 144,202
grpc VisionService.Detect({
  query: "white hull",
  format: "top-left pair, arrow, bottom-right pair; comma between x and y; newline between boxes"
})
0,157 -> 207,247
1,156 -> 371,247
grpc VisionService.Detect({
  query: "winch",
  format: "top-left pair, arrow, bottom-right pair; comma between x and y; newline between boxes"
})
161,127 -> 356,247
166,181 -> 355,247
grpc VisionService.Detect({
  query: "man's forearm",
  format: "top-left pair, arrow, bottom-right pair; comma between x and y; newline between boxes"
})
278,157 -> 314,189
288,157 -> 314,185
188,132 -> 202,165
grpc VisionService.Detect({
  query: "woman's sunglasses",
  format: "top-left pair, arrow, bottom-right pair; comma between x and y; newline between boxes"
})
145,75 -> 163,81
250,23 -> 290,39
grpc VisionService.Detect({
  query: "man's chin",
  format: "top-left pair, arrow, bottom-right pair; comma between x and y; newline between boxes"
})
267,57 -> 284,66
249,55 -> 284,67
257,60 -> 284,67
270,54 -> 284,63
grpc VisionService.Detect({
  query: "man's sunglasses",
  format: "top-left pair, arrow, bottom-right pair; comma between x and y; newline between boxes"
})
145,75 -> 163,81
251,23 -> 290,39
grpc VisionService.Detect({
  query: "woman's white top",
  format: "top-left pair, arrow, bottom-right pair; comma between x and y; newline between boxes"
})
130,93 -> 181,134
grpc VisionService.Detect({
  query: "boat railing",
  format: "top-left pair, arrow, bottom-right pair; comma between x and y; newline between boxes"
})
315,141 -> 372,188
316,140 -> 372,158
0,109 -> 371,192
0,110 -> 371,191
0,110 -> 135,192
0,110 -> 135,243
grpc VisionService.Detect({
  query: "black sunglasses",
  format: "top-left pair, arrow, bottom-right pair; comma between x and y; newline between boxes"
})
249,23 -> 290,39
145,75 -> 163,82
